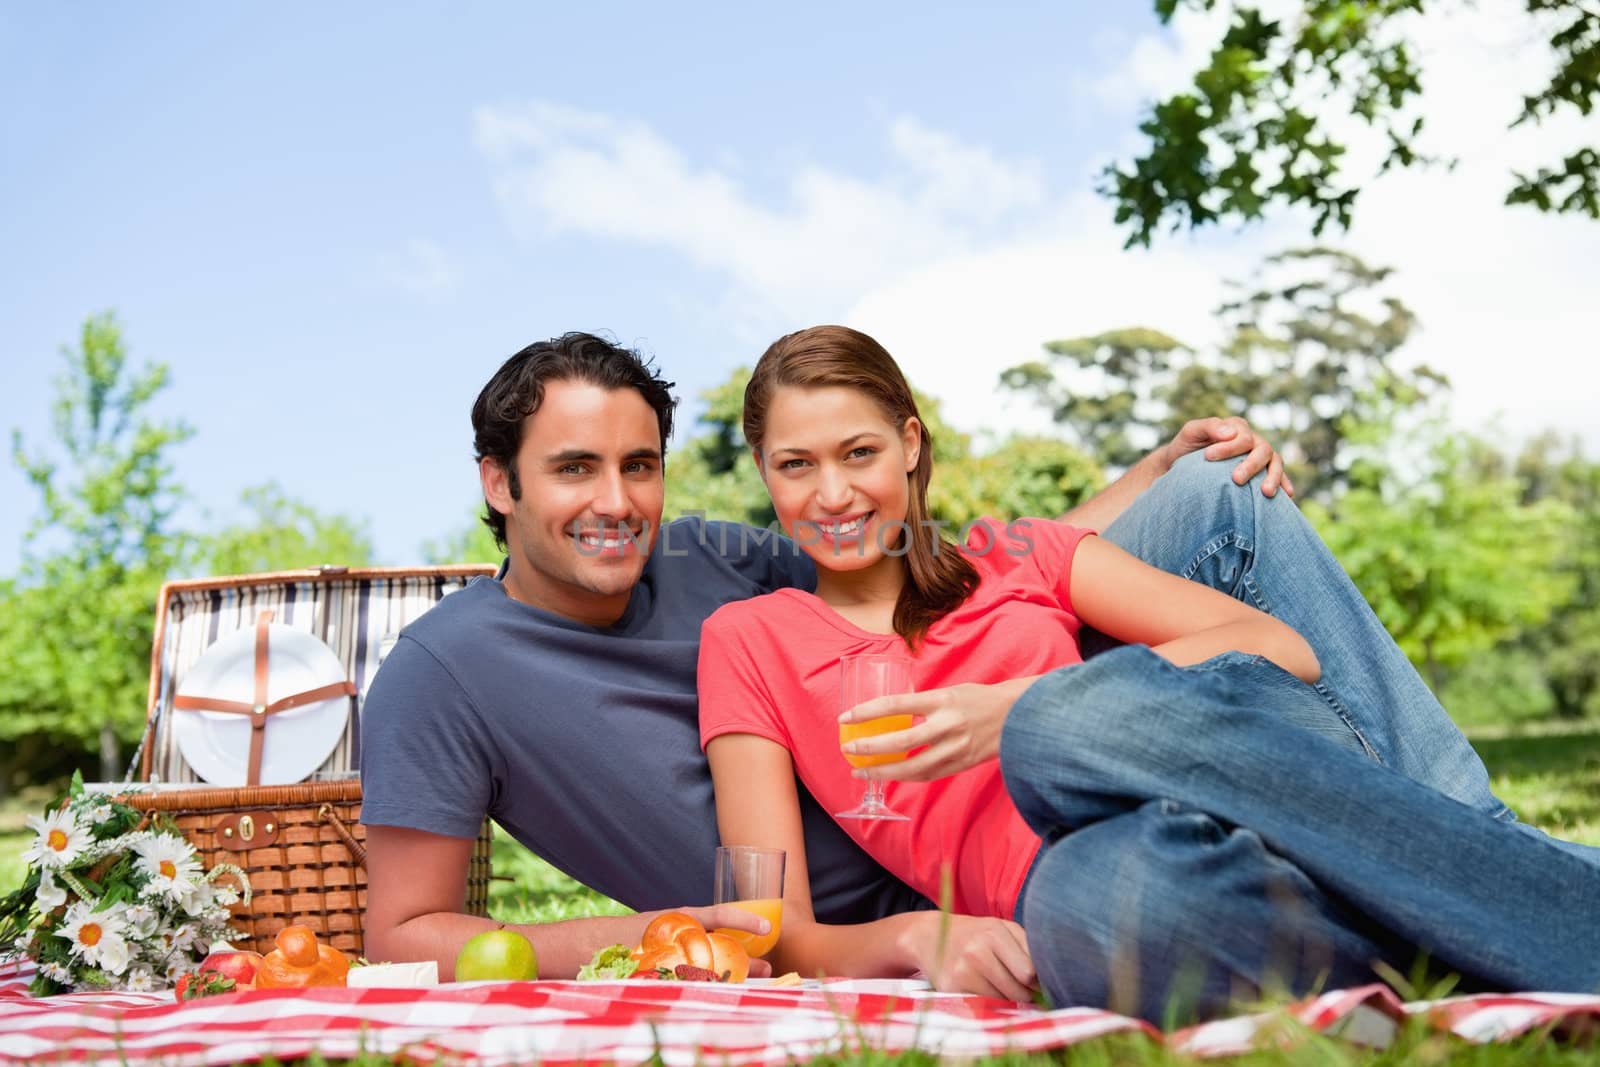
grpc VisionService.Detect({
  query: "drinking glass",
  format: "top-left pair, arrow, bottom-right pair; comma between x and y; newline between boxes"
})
835,652 -> 913,822
712,845 -> 785,958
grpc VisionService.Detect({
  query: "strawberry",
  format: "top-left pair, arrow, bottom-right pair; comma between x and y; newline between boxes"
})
629,966 -> 673,981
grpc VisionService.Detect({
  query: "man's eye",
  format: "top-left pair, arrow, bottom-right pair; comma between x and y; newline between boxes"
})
558,464 -> 587,475
624,461 -> 656,474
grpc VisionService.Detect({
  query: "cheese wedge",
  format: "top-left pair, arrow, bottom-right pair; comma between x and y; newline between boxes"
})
346,961 -> 440,988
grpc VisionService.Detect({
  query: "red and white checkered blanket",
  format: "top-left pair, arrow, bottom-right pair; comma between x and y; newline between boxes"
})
2,960 -> 1596,1064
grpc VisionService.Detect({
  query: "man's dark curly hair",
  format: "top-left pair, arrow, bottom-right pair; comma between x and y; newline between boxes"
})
472,332 -> 678,549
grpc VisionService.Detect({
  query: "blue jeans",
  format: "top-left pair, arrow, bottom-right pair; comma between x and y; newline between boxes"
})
1005,454 -> 1600,1022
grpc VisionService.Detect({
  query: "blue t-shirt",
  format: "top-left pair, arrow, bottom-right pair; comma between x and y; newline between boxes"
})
360,517 -> 932,923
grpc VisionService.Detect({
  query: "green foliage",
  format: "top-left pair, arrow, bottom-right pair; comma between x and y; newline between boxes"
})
2,314 -> 382,789
1303,425 -> 1578,691
1005,248 -> 1444,498
1110,2 -> 1600,246
423,517 -> 504,567
1507,434 -> 1600,718
929,437 -> 1103,527
1000,329 -> 1192,472
4,313 -> 192,783
191,482 -> 375,576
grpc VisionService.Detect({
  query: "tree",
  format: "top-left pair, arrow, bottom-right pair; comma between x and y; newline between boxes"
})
1002,247 -> 1446,498
1508,433 -> 1600,717
422,518 -> 503,567
1302,424 -> 1578,693
2,315 -> 383,793
996,328 -> 1194,472
192,483 -> 375,576
1107,1 -> 1600,247
6,313 -> 193,783
666,368 -> 776,528
928,436 -> 1104,528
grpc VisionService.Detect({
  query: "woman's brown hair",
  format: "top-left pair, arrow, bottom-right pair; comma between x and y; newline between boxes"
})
744,325 -> 979,648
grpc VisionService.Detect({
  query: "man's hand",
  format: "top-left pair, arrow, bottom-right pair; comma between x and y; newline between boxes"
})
667,904 -> 776,978
839,678 -> 1034,782
1162,416 -> 1294,498
900,913 -> 1037,1001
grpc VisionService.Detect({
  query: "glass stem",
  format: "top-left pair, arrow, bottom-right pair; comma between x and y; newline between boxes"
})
866,779 -> 886,809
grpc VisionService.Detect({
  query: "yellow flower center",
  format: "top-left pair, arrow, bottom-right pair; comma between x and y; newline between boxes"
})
47,829 -> 68,852
80,922 -> 102,947
159,860 -> 177,879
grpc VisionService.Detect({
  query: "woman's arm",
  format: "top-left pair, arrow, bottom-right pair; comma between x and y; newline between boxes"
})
843,532 -> 1319,782
1068,535 -> 1320,682
706,732 -> 1035,1000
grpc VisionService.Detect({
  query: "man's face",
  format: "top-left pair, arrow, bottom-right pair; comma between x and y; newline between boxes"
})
481,379 -> 665,627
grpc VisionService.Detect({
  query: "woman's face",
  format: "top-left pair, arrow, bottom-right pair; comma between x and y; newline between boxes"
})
755,384 -> 921,576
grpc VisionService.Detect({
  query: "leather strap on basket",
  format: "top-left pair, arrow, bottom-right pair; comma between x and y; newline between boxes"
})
173,611 -> 357,786
318,803 -> 368,867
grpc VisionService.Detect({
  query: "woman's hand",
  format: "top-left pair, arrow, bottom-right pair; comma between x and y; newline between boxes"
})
900,912 -> 1037,1001
1162,415 -> 1294,498
840,677 -> 1035,782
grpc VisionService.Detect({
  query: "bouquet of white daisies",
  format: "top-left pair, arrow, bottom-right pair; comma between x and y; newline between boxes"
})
0,772 -> 251,995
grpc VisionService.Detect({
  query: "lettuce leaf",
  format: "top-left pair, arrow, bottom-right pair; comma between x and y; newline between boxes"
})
576,943 -> 639,981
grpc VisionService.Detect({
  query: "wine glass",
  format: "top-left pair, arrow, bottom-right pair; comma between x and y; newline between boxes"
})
834,652 -> 914,821
711,845 -> 784,958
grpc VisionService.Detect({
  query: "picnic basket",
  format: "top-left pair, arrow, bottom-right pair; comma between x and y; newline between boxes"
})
124,565 -> 498,956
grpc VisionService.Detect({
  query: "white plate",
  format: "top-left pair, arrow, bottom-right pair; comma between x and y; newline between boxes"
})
173,624 -> 351,786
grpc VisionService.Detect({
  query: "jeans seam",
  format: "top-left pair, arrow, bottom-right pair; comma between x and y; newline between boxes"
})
1239,564 -> 1386,767
1179,532 -> 1253,588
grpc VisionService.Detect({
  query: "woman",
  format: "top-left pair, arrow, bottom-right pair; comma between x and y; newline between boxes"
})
697,325 -> 1599,1020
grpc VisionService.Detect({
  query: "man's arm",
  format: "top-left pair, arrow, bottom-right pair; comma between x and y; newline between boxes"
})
1061,416 -> 1291,531
364,825 -> 771,980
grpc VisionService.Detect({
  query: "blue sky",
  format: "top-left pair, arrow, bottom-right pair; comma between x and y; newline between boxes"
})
4,3 -> 1595,575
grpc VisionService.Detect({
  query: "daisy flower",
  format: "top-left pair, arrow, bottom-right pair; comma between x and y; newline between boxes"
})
35,868 -> 67,911
165,921 -> 201,953
122,903 -> 159,938
56,901 -> 132,976
123,966 -> 158,992
133,836 -> 201,901
22,809 -> 90,869
40,961 -> 73,984
85,801 -> 116,826
178,881 -> 215,916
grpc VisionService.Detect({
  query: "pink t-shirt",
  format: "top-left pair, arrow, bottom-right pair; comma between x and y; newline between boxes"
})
698,517 -> 1094,919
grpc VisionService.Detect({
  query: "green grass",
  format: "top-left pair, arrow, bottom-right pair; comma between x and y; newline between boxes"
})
4,723 -> 1598,1064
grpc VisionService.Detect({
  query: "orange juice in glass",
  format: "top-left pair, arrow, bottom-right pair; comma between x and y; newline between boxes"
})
835,652 -> 913,821
712,846 -> 785,958
840,714 -> 915,768
719,896 -> 783,958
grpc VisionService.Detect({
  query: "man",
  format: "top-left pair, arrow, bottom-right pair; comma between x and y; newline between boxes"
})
360,331 -> 1528,996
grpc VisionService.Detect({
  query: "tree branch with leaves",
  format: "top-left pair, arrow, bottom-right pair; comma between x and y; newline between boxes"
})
1106,1 -> 1599,247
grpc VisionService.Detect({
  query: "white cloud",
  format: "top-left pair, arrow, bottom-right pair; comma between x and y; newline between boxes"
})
380,239 -> 462,300
472,6 -> 1598,456
472,103 -> 1049,325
